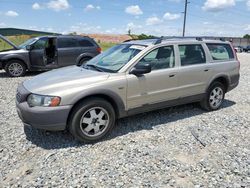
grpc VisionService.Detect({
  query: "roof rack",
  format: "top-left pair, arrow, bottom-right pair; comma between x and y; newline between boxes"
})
154,36 -> 226,45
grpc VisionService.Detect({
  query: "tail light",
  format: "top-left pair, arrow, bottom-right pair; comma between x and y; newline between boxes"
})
229,43 -> 240,68
97,47 -> 102,53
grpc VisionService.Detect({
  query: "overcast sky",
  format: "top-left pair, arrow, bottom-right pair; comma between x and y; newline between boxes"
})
0,0 -> 250,37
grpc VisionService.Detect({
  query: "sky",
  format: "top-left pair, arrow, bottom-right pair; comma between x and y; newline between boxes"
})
0,0 -> 250,37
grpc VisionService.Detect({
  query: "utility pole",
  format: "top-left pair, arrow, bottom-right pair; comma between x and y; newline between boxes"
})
182,0 -> 189,37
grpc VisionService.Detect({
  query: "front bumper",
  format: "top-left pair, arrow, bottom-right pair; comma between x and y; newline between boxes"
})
16,83 -> 72,131
16,102 -> 72,131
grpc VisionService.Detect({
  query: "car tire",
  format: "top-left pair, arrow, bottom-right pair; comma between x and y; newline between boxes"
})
200,82 -> 225,111
69,97 -> 116,143
78,57 -> 92,66
5,60 -> 26,77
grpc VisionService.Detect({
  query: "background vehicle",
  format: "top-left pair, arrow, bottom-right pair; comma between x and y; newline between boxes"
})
243,45 -> 250,52
234,46 -> 243,53
16,37 -> 240,142
0,35 -> 101,77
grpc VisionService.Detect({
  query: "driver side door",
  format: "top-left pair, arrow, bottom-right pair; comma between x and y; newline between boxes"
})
126,45 -> 180,111
29,37 -> 48,68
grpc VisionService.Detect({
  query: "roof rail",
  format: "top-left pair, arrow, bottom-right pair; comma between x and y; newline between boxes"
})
154,36 -> 205,44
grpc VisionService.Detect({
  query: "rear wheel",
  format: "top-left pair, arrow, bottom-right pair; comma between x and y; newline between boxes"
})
5,60 -> 26,77
200,82 -> 225,111
69,98 -> 116,142
78,57 -> 92,66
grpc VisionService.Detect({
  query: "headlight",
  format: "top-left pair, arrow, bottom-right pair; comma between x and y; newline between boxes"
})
27,94 -> 61,107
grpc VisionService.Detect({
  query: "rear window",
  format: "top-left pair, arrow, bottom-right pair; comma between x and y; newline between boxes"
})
79,39 -> 94,47
206,43 -> 234,61
57,38 -> 78,48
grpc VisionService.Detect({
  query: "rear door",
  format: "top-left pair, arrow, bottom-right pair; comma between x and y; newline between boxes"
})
57,37 -> 81,67
177,43 -> 211,97
126,45 -> 180,109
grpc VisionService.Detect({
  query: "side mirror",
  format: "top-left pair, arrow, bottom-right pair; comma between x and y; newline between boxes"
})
130,64 -> 151,76
26,45 -> 32,51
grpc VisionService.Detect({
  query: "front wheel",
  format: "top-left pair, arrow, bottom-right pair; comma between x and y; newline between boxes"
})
200,82 -> 225,111
5,60 -> 26,77
69,98 -> 116,142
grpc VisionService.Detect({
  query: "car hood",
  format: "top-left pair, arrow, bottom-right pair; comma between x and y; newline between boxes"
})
0,35 -> 18,49
23,66 -> 110,95
0,49 -> 27,55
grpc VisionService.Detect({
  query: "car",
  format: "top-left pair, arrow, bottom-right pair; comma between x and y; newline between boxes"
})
234,46 -> 243,53
243,45 -> 250,52
16,37 -> 240,142
0,35 -> 101,77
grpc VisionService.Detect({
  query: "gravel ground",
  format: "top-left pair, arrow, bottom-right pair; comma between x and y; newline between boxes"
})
0,53 -> 249,187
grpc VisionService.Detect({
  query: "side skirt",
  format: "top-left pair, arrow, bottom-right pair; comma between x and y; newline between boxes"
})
126,94 -> 205,117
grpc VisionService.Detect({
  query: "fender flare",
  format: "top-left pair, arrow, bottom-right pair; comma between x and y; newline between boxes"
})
70,89 -> 127,118
206,74 -> 230,92
1,54 -> 30,69
76,53 -> 95,65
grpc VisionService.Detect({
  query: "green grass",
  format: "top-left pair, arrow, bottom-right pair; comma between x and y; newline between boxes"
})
98,42 -> 116,51
0,35 -> 116,51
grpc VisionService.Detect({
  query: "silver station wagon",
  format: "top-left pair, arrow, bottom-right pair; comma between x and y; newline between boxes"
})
16,37 -> 240,142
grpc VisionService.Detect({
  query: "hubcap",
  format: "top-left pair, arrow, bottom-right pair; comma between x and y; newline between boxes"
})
209,87 -> 223,109
80,107 -> 109,137
8,63 -> 23,76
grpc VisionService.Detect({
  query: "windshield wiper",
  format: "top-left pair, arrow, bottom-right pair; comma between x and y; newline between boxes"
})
84,64 -> 104,72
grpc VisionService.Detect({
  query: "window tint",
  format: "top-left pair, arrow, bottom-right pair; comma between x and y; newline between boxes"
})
206,43 -> 234,60
179,44 -> 206,66
57,38 -> 78,48
79,39 -> 94,47
33,38 -> 48,50
137,46 -> 175,70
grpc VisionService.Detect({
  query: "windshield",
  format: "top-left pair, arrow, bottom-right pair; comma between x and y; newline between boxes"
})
18,38 -> 37,49
84,44 -> 145,72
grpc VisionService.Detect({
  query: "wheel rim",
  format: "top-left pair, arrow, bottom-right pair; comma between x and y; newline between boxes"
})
80,107 -> 110,137
209,87 -> 223,109
8,63 -> 23,76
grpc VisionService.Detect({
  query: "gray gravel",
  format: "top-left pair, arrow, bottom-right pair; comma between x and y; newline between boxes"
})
0,53 -> 250,187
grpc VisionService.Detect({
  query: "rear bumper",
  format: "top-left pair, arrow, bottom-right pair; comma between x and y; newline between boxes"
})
16,102 -> 72,131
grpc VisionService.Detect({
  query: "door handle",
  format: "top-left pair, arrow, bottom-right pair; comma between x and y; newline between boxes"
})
204,68 -> 211,72
169,74 -> 175,78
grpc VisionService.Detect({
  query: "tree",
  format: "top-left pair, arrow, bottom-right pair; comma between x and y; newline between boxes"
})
128,28 -> 131,36
243,34 -> 250,39
137,33 -> 156,40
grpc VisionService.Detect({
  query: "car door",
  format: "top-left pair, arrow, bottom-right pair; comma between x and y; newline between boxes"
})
57,37 -> 81,67
177,43 -> 211,97
126,45 -> 180,110
29,37 -> 48,68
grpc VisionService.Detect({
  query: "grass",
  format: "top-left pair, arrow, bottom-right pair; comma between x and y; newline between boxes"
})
0,35 -> 116,51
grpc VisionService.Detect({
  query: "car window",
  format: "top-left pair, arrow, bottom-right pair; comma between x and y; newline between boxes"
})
57,38 -> 79,48
79,39 -> 94,47
206,43 -> 234,60
32,38 -> 48,50
85,44 -> 144,72
179,44 -> 206,66
137,46 -> 175,71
